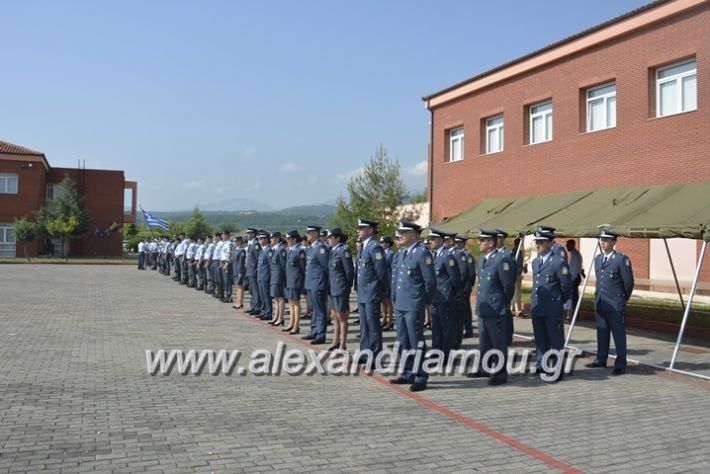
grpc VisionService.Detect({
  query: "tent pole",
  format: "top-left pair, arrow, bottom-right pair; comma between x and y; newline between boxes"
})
565,241 -> 599,347
514,236 -> 523,260
663,238 -> 685,310
669,240 -> 707,369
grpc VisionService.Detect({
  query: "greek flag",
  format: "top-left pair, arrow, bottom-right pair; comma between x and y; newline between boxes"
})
143,211 -> 169,232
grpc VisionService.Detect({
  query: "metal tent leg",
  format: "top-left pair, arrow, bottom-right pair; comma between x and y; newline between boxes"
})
565,242 -> 599,347
663,238 -> 685,310
669,240 -> 707,369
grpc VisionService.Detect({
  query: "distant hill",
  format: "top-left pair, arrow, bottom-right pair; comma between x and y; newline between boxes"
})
275,204 -> 337,216
199,197 -> 274,212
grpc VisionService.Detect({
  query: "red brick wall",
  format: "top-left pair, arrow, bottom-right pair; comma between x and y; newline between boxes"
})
429,5 -> 708,283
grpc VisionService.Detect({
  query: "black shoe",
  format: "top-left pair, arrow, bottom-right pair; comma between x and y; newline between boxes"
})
463,332 -> 474,339
389,376 -> 411,385
282,326 -> 294,332
585,361 -> 608,368
466,371 -> 488,378
311,338 -> 326,345
302,334 -> 315,340
259,315 -> 272,321
487,377 -> 507,386
409,383 -> 427,392
272,320 -> 284,327
612,367 -> 626,376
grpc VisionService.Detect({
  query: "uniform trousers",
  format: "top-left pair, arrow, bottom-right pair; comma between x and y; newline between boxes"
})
594,309 -> 627,369
395,308 -> 429,385
531,315 -> 564,369
308,289 -> 327,340
478,315 -> 508,381
358,301 -> 383,356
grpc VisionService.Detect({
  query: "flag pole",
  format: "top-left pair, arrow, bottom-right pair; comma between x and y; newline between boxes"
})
139,205 -> 157,240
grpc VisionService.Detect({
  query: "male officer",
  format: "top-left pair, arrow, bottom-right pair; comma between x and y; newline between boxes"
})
257,231 -> 273,320
427,229 -> 460,356
284,230 -> 306,334
220,232 -> 233,303
245,228 -> 262,315
303,225 -> 330,344
150,239 -> 159,270
455,234 -> 476,338
470,229 -> 516,385
585,229 -> 634,375
389,221 -> 436,392
186,237 -> 197,288
356,218 -> 389,361
494,229 -> 516,344
212,234 -> 224,299
233,236 -> 247,309
530,228 -> 572,380
137,239 -> 146,270
195,237 -> 205,290
172,237 -> 184,281
443,232 -> 465,350
268,232 -> 287,325
204,236 -> 214,294
536,225 -> 567,260
319,229 -> 328,245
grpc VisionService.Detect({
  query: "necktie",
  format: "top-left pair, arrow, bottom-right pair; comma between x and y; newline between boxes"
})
603,255 -> 608,265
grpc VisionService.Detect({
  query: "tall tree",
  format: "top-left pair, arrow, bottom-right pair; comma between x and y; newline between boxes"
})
332,144 -> 417,244
184,207 -> 213,238
13,217 -> 38,262
35,178 -> 89,259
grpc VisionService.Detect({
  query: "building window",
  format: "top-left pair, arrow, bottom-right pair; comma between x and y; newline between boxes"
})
0,173 -> 18,194
449,127 -> 464,162
485,116 -> 504,154
657,59 -> 697,117
587,83 -> 616,132
0,224 -> 16,258
530,101 -> 552,144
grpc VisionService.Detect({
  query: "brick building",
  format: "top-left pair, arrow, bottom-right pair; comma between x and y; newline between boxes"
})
423,0 -> 709,289
0,140 -> 137,258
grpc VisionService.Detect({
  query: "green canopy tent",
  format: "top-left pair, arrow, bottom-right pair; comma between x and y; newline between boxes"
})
438,182 -> 710,379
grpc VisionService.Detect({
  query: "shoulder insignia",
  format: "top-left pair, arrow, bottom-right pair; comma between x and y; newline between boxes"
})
319,248 -> 326,254
344,251 -> 351,258
300,253 -> 306,259
468,256 -> 473,263
449,259 -> 455,267
502,262 -> 510,271
425,257 -> 432,265
375,252 -> 383,261
562,266 -> 569,275
625,258 -> 630,266
461,256 -> 466,262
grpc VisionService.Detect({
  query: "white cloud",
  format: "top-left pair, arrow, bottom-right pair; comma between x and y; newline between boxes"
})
279,162 -> 303,173
183,179 -> 206,190
333,167 -> 364,184
407,160 -> 428,177
241,146 -> 257,158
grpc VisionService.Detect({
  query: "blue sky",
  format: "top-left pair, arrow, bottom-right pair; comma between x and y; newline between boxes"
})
2,0 -> 649,211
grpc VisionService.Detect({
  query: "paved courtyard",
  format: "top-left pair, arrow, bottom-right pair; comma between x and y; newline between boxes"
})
0,264 -> 708,473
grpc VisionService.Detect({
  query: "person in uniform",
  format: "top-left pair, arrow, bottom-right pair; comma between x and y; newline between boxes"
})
232,236 -> 246,309
137,239 -> 146,270
150,239 -> 159,270
212,234 -> 224,299
380,236 -> 396,331
195,237 -> 205,290
455,234 -> 476,338
245,228 -> 262,315
319,229 -> 328,245
268,232 -> 287,325
585,229 -> 634,375
220,232 -> 233,303
326,228 -> 354,351
442,232 -> 465,350
427,228 -> 460,357
284,230 -> 306,334
165,238 -> 174,276
494,229 -> 516,344
355,218 -> 389,361
173,237 -> 185,282
469,229 -> 516,385
536,225 -> 567,260
389,221 -> 436,392
256,231 -> 273,320
511,237 -> 526,318
299,235 -> 312,320
530,228 -> 572,380
186,237 -> 198,287
303,225 -> 330,344
203,236 -> 214,294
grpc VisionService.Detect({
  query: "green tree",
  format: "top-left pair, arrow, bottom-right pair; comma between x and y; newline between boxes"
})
410,189 -> 428,204
184,207 -> 213,239
35,178 -> 89,259
168,221 -> 186,236
332,144 -> 417,246
216,222 -> 239,234
13,217 -> 38,262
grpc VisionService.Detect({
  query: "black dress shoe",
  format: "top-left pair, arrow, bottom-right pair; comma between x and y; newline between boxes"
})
585,361 -> 608,368
282,326 -> 294,332
272,320 -> 284,327
612,367 -> 626,376
259,316 -> 272,321
409,383 -> 427,392
466,371 -> 488,378
289,329 -> 300,335
389,376 -> 411,385
301,334 -> 315,340
311,339 -> 326,345
487,377 -> 507,386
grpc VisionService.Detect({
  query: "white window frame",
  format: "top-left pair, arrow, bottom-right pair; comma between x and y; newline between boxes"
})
485,115 -> 504,154
529,101 -> 553,144
0,173 -> 19,194
0,224 -> 16,258
449,127 -> 464,162
586,82 -> 617,132
656,59 -> 697,117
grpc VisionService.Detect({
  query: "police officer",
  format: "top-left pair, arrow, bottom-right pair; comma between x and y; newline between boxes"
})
380,236 -> 396,331
530,228 -> 572,380
470,229 -> 516,385
284,230 -> 306,334
257,231 -> 273,320
150,239 -> 159,270
455,234 -> 476,338
174,236 -> 186,282
494,229 -> 516,344
355,218 -> 389,361
232,236 -> 246,309
389,221 -> 436,392
186,237 -> 197,288
303,225 -> 330,344
427,229 -> 460,357
220,232 -> 233,303
245,228 -> 262,315
443,232 -> 465,350
195,237 -> 205,290
268,232 -> 287,325
204,236 -> 214,294
536,225 -> 567,260
212,234 -> 224,299
585,229 -> 634,375
137,239 -> 146,270
326,228 -> 354,351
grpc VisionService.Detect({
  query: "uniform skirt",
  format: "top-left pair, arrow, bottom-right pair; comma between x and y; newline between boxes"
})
233,273 -> 245,286
270,283 -> 284,298
329,295 -> 350,313
286,287 -> 302,301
